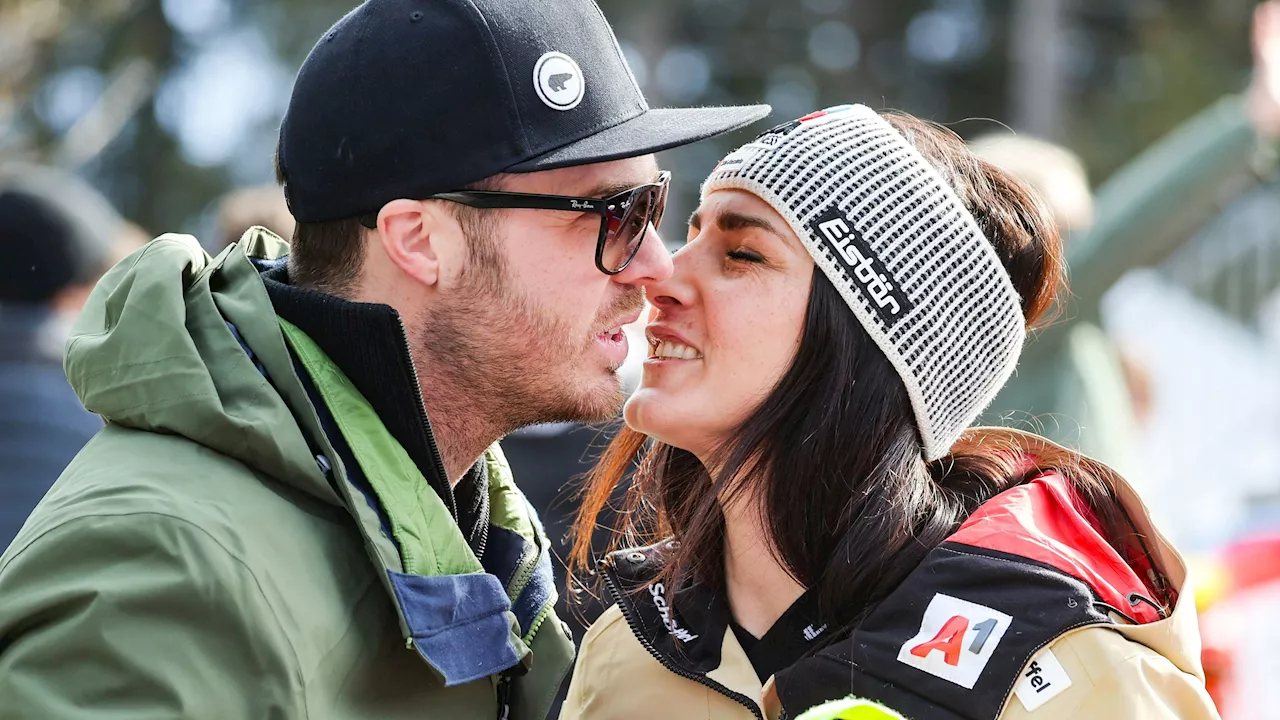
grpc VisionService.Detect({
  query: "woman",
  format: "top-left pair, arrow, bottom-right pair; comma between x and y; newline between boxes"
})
561,105 -> 1218,720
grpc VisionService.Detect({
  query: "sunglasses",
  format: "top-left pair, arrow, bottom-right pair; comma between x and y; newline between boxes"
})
360,171 -> 670,275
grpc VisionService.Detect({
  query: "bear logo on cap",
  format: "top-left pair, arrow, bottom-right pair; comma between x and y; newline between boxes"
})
534,51 -> 584,111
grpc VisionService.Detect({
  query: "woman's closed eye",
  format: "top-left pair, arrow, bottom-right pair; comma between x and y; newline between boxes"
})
727,248 -> 765,263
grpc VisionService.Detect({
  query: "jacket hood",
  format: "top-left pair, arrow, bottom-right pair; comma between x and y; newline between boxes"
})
947,469 -> 1171,625
64,231 -> 337,504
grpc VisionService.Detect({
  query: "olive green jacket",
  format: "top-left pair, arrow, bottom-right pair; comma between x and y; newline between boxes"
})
0,231 -> 573,719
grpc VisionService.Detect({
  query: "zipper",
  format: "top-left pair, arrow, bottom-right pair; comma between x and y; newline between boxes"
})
496,676 -> 513,720
603,563 -> 764,720
523,602 -> 554,644
506,541 -> 540,597
394,322 -> 458,522
473,497 -> 491,557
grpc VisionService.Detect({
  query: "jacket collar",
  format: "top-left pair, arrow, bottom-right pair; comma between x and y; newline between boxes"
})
257,260 -> 468,532
601,541 -> 769,718
1105,462 -> 1202,678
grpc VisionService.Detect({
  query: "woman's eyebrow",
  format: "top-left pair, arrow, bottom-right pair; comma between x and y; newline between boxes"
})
714,210 -> 785,239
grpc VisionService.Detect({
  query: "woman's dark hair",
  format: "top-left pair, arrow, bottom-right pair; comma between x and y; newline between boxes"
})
567,111 -> 1170,631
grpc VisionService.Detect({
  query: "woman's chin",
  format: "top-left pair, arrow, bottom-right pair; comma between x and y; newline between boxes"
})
624,403 -> 720,464
622,390 -> 655,434
624,390 -> 688,447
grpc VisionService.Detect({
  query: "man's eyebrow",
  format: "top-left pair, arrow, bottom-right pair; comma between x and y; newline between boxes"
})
689,209 -> 701,229
581,170 -> 662,199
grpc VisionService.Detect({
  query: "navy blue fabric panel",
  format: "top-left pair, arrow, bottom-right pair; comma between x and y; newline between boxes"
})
512,546 -> 556,637
249,255 -> 286,274
480,524 -> 527,589
480,523 -> 557,636
388,569 -> 521,686
225,321 -> 267,377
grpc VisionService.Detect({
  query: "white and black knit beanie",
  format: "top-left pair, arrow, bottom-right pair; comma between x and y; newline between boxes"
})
701,104 -> 1026,461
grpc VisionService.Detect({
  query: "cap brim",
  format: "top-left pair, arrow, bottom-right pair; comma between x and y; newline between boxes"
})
505,104 -> 772,173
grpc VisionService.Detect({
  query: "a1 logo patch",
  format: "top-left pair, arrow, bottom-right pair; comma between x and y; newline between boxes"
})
896,593 -> 1012,689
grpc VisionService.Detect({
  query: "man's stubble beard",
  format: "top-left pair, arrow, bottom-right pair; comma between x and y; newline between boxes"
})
416,253 -> 642,435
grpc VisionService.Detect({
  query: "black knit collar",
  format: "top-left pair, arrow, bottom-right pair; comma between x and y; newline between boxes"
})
258,261 -> 489,554
603,541 -> 829,684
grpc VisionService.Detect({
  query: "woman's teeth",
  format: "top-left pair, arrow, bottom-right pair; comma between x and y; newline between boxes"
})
650,340 -> 703,360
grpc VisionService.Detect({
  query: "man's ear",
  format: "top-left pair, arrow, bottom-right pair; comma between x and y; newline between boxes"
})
376,199 -> 450,287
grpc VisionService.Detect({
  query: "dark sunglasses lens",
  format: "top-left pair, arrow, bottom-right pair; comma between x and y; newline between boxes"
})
600,185 -> 659,272
652,182 -> 669,231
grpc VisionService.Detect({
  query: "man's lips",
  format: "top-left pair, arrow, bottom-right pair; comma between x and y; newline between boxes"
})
591,310 -> 640,367
596,310 -> 643,339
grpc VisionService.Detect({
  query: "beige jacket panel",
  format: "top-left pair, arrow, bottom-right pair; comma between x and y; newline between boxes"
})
562,605 -> 766,720
998,617 -> 1218,718
995,476 -> 1219,719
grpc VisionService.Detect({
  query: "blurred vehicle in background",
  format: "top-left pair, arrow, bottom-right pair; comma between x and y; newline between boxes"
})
0,164 -> 146,549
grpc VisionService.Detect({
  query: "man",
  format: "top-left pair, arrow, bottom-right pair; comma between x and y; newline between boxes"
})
0,164 -> 145,548
0,1 -> 768,718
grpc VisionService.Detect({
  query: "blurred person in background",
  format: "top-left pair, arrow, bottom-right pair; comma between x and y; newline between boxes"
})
980,0 -> 1280,526
565,105 -> 1218,719
213,183 -> 296,251
975,6 -> 1280,715
0,164 -> 145,549
970,132 -> 1147,477
0,0 -> 767,718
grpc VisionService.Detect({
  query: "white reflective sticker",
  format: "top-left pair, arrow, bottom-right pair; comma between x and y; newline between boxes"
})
1014,647 -> 1072,712
896,593 -> 1013,689
533,52 -> 584,111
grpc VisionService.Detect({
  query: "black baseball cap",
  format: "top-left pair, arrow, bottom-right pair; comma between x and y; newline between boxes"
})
277,0 -> 771,223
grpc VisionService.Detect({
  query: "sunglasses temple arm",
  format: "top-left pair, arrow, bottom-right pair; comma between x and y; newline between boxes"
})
429,191 -> 609,214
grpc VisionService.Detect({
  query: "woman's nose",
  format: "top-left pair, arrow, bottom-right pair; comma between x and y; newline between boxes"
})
645,244 -> 698,310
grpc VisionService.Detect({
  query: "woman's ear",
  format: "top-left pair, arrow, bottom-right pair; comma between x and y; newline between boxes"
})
375,199 -> 447,287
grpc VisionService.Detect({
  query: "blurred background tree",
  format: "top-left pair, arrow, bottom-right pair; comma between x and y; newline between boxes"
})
0,0 -> 1258,238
